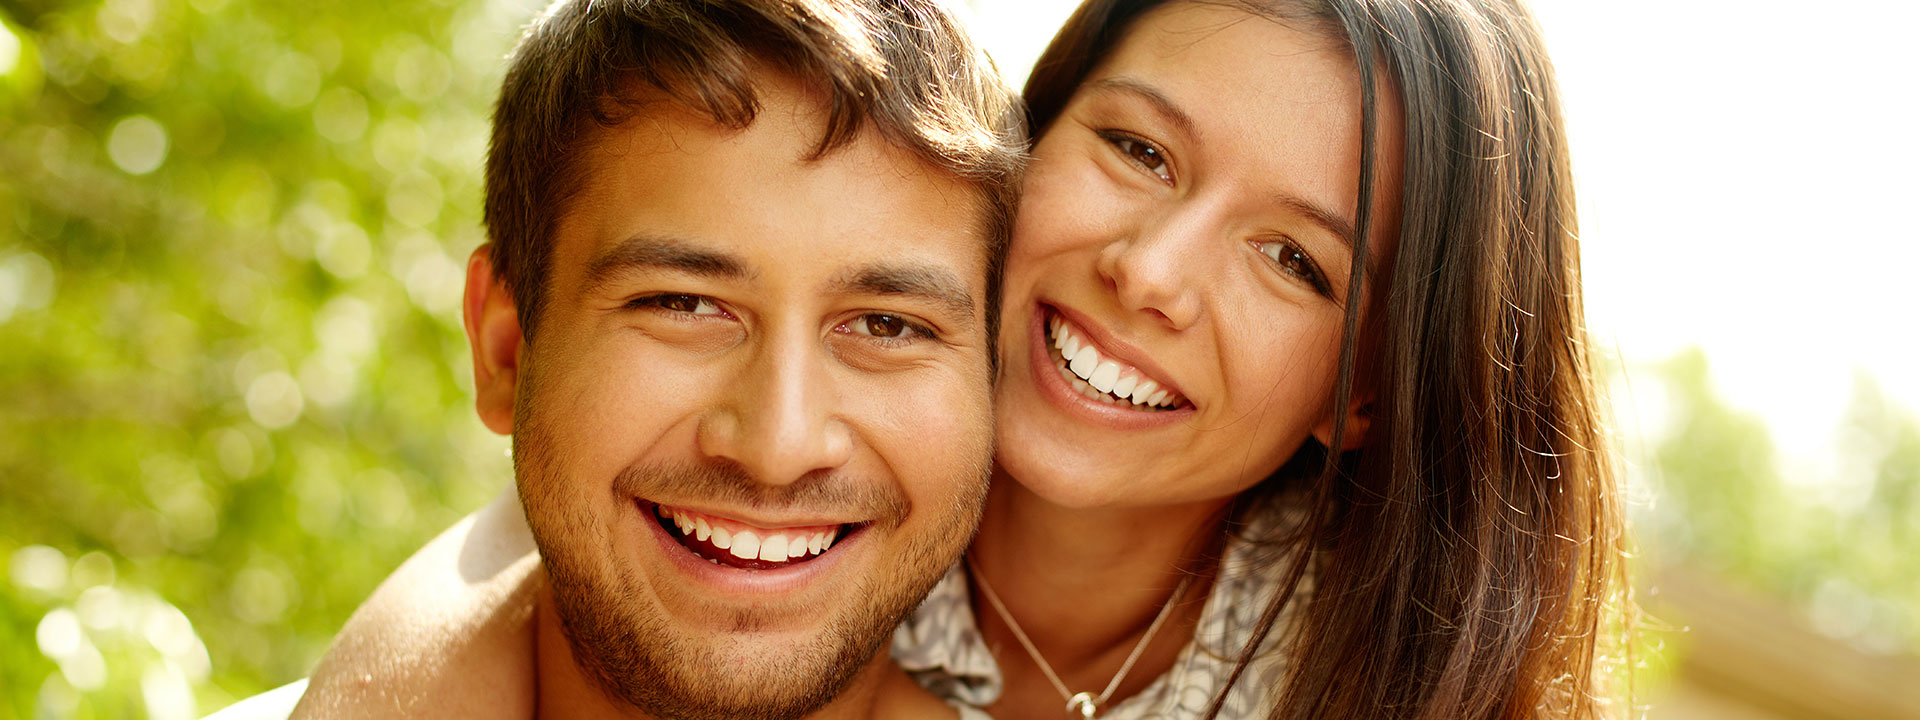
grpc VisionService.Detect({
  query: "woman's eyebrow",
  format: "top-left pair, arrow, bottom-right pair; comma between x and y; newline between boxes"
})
1274,194 -> 1356,251
1088,76 -> 1198,140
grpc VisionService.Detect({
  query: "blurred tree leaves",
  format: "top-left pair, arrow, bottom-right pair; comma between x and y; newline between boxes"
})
2,0 -> 1915,718
1,0 -> 533,716
1641,350 -> 1920,662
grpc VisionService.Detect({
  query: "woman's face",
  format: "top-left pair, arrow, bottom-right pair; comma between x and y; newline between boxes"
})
994,2 -> 1403,509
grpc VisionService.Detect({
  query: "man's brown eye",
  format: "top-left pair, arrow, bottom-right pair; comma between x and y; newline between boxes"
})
863,315 -> 906,338
1127,141 -> 1160,168
631,293 -> 724,316
842,313 -> 933,343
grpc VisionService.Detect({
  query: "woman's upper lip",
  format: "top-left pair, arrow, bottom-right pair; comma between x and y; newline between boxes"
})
1042,302 -> 1188,402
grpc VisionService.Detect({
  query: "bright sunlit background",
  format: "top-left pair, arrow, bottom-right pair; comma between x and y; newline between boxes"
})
2,0 -> 1915,718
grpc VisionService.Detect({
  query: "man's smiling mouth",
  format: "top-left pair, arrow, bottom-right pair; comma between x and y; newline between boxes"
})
650,502 -> 858,570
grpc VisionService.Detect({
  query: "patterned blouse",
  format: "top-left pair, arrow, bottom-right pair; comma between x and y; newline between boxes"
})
891,507 -> 1310,719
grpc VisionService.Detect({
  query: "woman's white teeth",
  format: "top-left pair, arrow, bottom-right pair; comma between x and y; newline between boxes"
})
1089,361 -> 1121,393
1068,344 -> 1098,378
1049,313 -> 1182,409
1134,381 -> 1160,406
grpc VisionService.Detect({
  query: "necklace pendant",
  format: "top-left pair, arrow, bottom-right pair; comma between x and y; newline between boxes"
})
1066,691 -> 1098,719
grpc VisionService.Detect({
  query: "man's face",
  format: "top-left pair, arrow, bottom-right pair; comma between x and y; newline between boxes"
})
477,78 -> 994,719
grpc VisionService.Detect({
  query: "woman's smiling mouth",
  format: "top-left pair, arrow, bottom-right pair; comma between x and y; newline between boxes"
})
1026,303 -> 1197,430
1047,310 -> 1187,409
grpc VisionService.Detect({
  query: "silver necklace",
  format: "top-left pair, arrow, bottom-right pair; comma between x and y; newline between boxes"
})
966,556 -> 1194,719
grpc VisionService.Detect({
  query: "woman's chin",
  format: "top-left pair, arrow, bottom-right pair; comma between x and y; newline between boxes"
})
991,393 -> 1152,510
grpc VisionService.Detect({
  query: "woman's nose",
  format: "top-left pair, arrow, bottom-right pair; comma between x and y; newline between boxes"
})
1094,208 -> 1209,330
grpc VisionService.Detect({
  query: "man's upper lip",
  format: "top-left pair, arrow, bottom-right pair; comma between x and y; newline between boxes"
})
1044,302 -> 1186,400
645,499 -> 858,531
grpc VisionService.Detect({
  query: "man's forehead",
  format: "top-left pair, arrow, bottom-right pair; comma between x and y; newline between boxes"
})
548,77 -> 991,297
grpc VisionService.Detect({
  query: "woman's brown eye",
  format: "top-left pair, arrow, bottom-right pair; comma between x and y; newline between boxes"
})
1256,240 -> 1331,295
660,295 -> 700,313
1101,132 -> 1172,182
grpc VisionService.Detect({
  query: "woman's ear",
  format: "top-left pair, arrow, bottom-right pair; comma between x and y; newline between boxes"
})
1312,395 -> 1372,452
464,245 -> 523,436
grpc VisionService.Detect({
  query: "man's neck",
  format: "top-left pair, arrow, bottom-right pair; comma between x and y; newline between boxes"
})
530,583 -> 904,720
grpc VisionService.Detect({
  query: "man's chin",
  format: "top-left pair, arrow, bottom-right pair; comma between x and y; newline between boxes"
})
551,577 -> 886,720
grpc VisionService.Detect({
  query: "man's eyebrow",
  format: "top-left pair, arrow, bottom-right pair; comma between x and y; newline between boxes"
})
581,234 -> 751,294
1088,76 -> 1198,140
831,264 -> 977,326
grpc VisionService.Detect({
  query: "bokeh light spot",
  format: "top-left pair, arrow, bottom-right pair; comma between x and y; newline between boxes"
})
0,250 -> 58,324
246,371 -> 306,429
142,659 -> 198,720
37,607 -> 84,659
262,51 -> 321,108
10,545 -> 70,596
313,86 -> 370,143
386,170 -> 444,227
107,115 -> 170,175
0,19 -> 21,76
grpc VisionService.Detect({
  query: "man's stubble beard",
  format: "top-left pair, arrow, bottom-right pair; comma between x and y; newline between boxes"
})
511,362 -> 990,720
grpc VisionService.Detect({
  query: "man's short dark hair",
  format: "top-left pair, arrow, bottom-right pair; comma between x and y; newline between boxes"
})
485,0 -> 1026,340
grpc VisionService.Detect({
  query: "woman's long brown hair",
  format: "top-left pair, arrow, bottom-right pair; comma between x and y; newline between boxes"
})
1024,1 -> 1630,718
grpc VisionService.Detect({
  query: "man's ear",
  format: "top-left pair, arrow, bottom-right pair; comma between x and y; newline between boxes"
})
1311,393 -> 1372,452
464,245 -> 523,436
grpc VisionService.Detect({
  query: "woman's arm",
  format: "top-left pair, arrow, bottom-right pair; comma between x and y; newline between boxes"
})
291,488 -> 540,719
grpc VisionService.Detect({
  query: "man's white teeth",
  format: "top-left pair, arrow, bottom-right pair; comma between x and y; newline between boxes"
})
1049,313 -> 1183,409
666,507 -> 836,562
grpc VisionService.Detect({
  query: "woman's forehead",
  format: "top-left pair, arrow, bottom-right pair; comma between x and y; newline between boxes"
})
1083,2 -> 1404,260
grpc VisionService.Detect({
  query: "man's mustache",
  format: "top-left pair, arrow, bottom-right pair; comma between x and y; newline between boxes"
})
611,461 -> 911,527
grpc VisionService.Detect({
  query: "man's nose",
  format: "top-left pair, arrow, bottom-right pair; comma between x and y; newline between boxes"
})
695,325 -> 854,485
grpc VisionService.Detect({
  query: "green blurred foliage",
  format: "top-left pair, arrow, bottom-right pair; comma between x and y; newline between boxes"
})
0,0 -> 533,716
1636,350 -> 1920,667
1,0 -> 1915,718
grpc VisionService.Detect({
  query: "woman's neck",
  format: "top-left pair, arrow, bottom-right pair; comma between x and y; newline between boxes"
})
968,468 -> 1233,715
